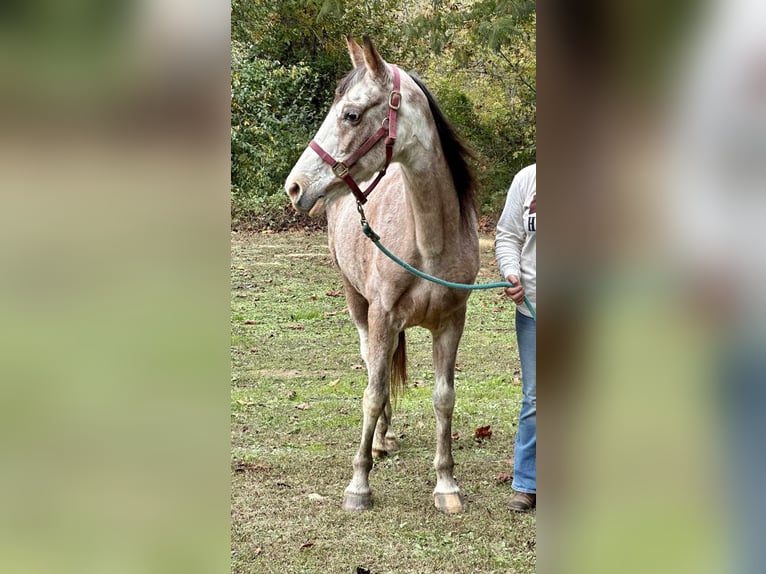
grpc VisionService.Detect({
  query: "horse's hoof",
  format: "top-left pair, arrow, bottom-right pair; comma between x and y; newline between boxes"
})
371,448 -> 388,459
342,491 -> 372,512
372,437 -> 399,459
384,436 -> 400,453
433,491 -> 466,514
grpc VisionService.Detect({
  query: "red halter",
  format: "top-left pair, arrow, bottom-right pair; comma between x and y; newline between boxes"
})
308,65 -> 401,205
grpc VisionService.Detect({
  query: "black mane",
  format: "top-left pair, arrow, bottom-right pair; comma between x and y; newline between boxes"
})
409,72 -> 477,226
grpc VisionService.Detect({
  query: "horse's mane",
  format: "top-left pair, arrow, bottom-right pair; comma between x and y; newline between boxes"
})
334,66 -> 477,226
408,72 -> 477,227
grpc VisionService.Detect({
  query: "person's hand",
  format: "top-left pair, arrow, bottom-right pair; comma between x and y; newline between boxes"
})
504,275 -> 525,306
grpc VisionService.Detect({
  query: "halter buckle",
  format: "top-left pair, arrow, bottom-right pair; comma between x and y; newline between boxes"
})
388,90 -> 401,110
332,162 -> 349,179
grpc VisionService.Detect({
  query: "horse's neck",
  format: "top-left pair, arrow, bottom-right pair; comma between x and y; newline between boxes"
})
399,145 -> 461,259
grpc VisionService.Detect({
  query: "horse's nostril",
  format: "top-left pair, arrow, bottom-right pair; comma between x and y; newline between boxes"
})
287,182 -> 301,200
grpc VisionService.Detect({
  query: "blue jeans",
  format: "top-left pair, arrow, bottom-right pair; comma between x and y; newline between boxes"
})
513,310 -> 536,494
722,342 -> 766,574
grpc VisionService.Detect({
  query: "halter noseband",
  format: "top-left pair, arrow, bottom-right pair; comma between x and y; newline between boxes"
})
308,65 -> 401,205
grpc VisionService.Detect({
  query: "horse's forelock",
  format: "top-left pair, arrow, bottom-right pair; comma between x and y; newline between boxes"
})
335,67 -> 367,101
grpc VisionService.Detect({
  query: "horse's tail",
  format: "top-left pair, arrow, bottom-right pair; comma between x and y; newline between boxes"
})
390,331 -> 407,405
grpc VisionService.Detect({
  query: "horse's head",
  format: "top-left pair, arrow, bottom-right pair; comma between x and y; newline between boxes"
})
285,36 -> 424,216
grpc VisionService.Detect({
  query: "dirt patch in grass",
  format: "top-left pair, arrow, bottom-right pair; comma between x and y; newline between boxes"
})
231,230 -> 534,574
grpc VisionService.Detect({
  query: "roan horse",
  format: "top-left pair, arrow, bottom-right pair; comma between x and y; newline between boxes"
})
285,36 -> 479,513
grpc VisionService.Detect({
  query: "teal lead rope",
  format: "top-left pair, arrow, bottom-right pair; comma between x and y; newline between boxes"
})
357,204 -> 536,320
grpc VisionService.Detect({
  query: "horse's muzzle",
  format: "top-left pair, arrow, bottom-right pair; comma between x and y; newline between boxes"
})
285,179 -> 327,217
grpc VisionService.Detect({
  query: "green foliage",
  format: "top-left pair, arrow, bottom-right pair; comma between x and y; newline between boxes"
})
230,43 -> 325,226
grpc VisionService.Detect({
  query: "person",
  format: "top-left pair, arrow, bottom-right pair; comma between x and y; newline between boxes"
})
494,163 -> 536,512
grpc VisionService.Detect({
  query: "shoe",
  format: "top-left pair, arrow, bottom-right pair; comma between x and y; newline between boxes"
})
509,491 -> 536,512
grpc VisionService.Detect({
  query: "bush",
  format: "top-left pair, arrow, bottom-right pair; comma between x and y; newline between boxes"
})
231,43 -> 327,226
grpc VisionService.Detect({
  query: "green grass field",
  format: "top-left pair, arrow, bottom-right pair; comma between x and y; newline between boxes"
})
231,231 -> 535,574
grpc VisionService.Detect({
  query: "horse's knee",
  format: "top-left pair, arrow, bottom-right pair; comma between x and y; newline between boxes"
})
432,385 -> 455,414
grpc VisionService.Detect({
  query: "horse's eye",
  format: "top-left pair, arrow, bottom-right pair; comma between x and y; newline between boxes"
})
343,110 -> 360,124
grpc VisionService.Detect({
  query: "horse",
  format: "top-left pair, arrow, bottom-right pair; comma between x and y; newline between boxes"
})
284,36 -> 479,514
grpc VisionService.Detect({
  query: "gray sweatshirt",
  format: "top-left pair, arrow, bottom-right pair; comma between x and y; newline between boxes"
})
494,164 -> 536,317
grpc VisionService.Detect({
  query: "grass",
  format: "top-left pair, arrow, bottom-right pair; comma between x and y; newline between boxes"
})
231,231 -> 534,574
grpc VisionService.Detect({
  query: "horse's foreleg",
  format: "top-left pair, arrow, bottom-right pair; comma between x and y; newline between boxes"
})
343,320 -> 396,512
357,321 -> 398,457
431,311 -> 467,514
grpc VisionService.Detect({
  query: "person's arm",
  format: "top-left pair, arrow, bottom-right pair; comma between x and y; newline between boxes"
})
495,176 -> 526,304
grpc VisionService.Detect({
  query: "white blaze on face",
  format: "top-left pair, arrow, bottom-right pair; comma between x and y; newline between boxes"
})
284,108 -> 341,214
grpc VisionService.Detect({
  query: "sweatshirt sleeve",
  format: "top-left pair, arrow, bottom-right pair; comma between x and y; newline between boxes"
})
494,173 -> 526,281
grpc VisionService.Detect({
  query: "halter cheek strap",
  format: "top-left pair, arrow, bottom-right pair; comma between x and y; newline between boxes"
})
308,65 -> 401,205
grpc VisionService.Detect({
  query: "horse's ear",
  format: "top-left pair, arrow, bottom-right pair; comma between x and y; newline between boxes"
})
361,35 -> 387,81
346,36 -> 364,68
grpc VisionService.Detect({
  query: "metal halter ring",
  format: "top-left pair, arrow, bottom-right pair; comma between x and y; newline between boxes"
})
332,162 -> 349,179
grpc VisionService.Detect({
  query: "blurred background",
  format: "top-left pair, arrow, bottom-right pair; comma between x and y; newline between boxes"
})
0,1 -> 230,573
539,0 -> 766,573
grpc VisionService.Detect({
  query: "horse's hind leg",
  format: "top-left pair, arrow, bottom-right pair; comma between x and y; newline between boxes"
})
343,311 -> 397,512
342,279 -> 370,366
431,310 -> 468,514
372,397 -> 399,458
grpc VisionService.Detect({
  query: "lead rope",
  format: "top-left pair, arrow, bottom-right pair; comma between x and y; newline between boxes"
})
356,202 -> 536,320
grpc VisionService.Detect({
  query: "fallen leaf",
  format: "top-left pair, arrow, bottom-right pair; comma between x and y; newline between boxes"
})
474,425 -> 493,440
413,380 -> 428,388
286,390 -> 297,400
496,472 -> 513,483
326,289 -> 343,297
310,295 -> 318,301
328,379 -> 341,387
324,311 -> 339,317
512,377 -> 521,385
295,402 -> 310,410
250,347 -> 258,353
451,431 -> 460,440
300,542 -> 314,549
254,547 -> 263,556
288,324 -> 305,330
244,320 -> 256,325
307,493 -> 326,502
416,420 -> 425,429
